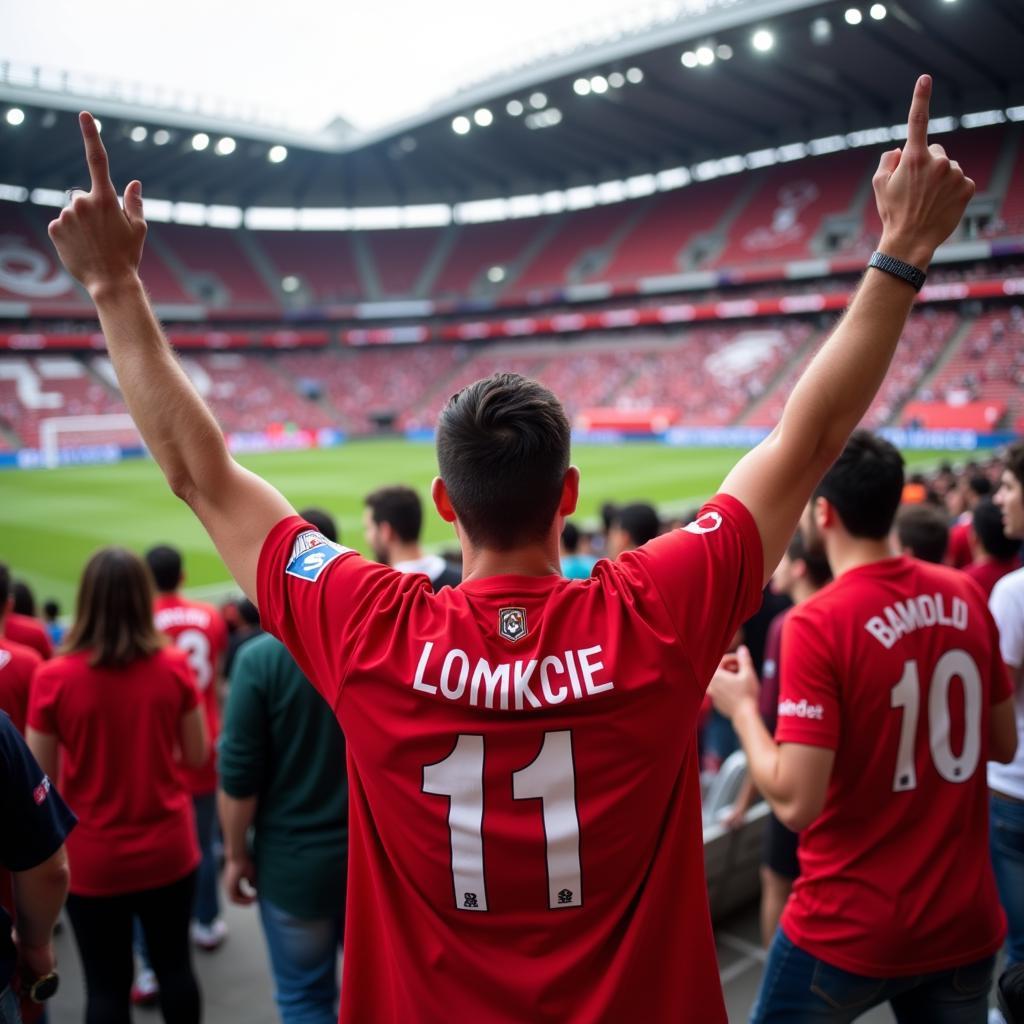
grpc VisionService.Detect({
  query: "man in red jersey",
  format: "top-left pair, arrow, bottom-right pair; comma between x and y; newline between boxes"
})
710,430 -> 1018,1022
47,76 -> 974,1022
145,544 -> 228,952
0,565 -> 52,661
0,564 -> 43,733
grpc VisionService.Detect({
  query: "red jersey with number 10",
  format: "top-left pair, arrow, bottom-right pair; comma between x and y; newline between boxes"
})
154,594 -> 227,795
257,495 -> 763,1023
777,556 -> 1010,976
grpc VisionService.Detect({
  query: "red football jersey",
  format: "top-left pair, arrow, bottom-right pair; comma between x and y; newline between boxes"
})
777,556 -> 1010,975
257,495 -> 763,1023
0,636 -> 42,734
27,647 -> 200,896
4,613 -> 52,661
154,594 -> 227,795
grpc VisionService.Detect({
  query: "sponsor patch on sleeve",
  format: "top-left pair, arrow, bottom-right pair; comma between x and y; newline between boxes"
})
285,531 -> 352,582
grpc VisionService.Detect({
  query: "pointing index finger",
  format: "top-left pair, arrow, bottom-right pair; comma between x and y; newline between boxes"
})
79,112 -> 115,196
905,74 -> 932,152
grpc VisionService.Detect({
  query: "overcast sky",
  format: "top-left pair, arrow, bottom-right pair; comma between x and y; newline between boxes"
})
5,0 -> 664,131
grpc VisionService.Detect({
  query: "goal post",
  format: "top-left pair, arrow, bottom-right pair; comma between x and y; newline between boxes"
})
38,414 -> 144,469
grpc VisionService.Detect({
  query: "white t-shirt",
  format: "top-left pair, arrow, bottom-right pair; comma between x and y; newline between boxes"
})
989,566 -> 1024,798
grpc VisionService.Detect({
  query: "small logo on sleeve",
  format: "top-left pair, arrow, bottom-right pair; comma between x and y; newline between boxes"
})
498,607 -> 529,643
286,531 -> 351,582
33,775 -> 51,805
683,510 -> 723,535
777,698 -> 824,721
0,651 -> 10,671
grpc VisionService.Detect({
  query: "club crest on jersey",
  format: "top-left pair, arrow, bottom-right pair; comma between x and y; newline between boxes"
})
286,531 -> 350,582
498,607 -> 528,643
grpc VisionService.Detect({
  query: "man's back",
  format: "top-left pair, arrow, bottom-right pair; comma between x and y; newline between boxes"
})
0,637 -> 42,733
778,556 -> 1009,974
257,497 -> 762,1022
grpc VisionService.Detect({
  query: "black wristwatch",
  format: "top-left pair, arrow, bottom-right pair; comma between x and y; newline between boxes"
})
23,970 -> 60,1003
868,250 -> 927,292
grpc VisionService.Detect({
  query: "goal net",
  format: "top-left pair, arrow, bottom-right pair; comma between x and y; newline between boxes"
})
38,414 -> 144,468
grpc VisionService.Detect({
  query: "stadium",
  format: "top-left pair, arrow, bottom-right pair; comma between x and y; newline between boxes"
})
1,0 -> 1023,1020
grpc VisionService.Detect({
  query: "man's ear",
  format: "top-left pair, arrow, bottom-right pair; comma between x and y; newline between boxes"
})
432,477 -> 457,524
815,496 -> 837,531
559,466 -> 580,517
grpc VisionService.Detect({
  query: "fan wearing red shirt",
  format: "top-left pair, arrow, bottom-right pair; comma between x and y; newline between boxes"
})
47,77 -> 975,1021
0,563 -> 43,734
963,498 -> 1021,598
0,576 -> 52,662
145,544 -> 229,951
710,431 -> 1018,1022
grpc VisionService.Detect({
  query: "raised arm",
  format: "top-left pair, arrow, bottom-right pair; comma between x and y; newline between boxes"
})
721,76 -> 975,579
47,113 -> 294,600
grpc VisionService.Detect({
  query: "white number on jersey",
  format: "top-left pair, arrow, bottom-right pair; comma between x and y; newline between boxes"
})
890,650 -> 982,793
177,628 -> 213,692
423,730 -> 582,912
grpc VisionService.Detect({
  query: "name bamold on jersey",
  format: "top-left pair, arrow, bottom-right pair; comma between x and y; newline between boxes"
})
411,641 -> 615,710
864,591 -> 969,649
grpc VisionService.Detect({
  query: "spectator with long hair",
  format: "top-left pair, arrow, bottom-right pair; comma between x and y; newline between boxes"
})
26,547 -> 207,1024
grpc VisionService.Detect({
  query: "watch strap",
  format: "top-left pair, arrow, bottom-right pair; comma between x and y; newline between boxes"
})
868,250 -> 926,292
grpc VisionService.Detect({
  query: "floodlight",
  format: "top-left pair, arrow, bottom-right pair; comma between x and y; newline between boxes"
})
268,145 -> 288,163
752,29 -> 774,52
214,137 -> 236,156
474,108 -> 493,127
487,266 -> 506,283
716,44 -> 733,60
452,116 -> 471,135
130,125 -> 148,143
282,275 -> 301,293
506,100 -> 524,116
93,119 -> 103,133
529,92 -> 547,109
845,8 -> 863,24
590,76 -> 608,94
681,51 -> 699,68
869,3 -> 886,17
696,46 -> 715,65
153,129 -> 171,146
626,67 -> 644,83
608,71 -> 625,87
5,108 -> 25,126
191,132 -> 210,151
811,17 -> 832,42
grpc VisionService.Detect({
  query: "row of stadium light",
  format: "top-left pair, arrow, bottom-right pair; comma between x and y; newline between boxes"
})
1,108 -> 289,163
4,103 -> 1015,231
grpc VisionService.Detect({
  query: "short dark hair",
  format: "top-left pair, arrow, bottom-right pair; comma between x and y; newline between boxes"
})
1006,441 -> 1024,488
896,503 -> 949,564
436,373 -> 570,550
364,487 -> 422,544
787,528 -> 832,588
298,507 -> 338,544
145,544 -> 183,593
43,599 -> 60,621
815,429 -> 905,539
0,563 -> 9,610
561,521 -> 581,553
967,474 -> 992,499
64,548 -> 165,668
11,580 -> 35,617
613,503 -> 661,548
973,498 -> 1021,561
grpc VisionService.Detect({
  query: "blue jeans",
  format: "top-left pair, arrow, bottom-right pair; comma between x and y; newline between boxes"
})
991,792 -> 1024,967
192,792 -> 220,926
0,985 -> 20,1024
258,897 -> 342,1024
751,929 -> 995,1023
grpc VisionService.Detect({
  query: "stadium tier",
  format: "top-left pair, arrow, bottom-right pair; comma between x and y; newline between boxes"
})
1,123 -> 1022,316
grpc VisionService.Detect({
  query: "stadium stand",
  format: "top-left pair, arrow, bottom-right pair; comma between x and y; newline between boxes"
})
430,219 -> 547,298
251,231 -> 362,303
363,228 -> 445,298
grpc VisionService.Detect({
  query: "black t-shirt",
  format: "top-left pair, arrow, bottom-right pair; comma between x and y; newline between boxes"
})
0,712 -> 76,991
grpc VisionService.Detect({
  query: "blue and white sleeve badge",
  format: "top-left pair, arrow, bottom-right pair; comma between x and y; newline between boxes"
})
285,530 -> 352,582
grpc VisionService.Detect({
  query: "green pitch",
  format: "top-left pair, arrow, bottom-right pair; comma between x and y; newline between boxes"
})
0,441 -> 936,613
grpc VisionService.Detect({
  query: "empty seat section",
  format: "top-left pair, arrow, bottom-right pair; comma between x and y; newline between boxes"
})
596,181 -> 737,284
512,204 -> 635,294
431,220 -> 546,298
253,232 -> 362,302
364,229 -> 443,298
997,137 -> 1024,236
155,224 -> 277,309
712,151 -> 871,267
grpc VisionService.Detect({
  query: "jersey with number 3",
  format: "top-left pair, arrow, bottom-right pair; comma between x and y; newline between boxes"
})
257,496 -> 763,1023
154,594 -> 227,795
777,556 -> 1010,975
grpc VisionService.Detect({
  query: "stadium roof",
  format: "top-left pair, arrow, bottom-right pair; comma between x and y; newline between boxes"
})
2,0 -> 1022,209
